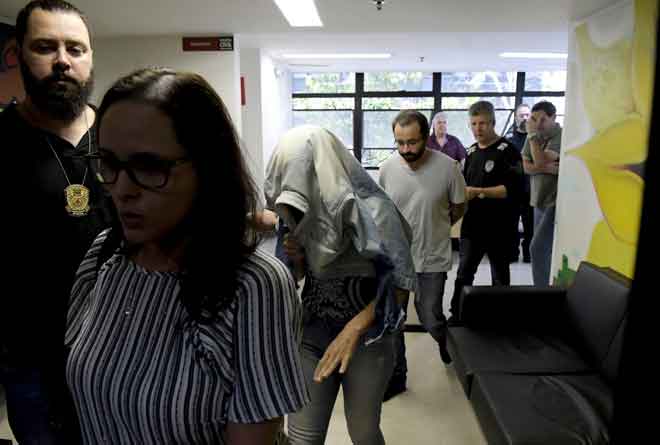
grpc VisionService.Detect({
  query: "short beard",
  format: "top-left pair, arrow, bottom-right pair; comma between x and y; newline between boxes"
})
401,150 -> 424,164
19,54 -> 94,122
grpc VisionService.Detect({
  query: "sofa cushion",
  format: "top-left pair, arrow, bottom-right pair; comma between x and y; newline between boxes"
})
565,263 -> 630,383
470,373 -> 613,445
460,286 -> 568,332
447,327 -> 593,396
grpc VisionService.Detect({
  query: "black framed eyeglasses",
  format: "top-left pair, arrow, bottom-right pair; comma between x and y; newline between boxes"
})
394,138 -> 423,148
87,150 -> 191,190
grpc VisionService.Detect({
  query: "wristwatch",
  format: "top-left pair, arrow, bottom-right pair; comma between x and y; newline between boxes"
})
478,191 -> 486,199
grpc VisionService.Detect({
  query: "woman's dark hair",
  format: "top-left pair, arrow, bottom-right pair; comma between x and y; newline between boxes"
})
97,67 -> 259,320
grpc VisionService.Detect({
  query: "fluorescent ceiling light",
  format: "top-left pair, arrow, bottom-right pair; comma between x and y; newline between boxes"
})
500,52 -> 568,59
282,53 -> 392,59
274,0 -> 323,27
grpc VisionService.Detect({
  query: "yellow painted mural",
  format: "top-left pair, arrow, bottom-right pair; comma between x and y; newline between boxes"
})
554,0 -> 657,284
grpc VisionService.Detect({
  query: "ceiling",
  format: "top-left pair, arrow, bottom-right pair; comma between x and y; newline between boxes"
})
1,0 -> 622,71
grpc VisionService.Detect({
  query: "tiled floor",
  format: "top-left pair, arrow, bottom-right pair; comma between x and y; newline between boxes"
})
0,390 -> 14,443
322,254 -> 532,445
0,243 -> 532,445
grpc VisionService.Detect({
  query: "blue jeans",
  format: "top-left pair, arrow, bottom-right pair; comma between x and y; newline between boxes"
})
392,272 -> 447,379
0,367 -> 59,445
531,205 -> 556,285
288,317 -> 395,445
414,272 -> 448,342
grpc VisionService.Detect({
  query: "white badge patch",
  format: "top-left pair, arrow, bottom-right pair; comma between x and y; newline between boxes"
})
485,160 -> 495,172
497,142 -> 508,151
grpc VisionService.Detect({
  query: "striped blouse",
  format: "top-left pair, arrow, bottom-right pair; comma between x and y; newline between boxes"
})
66,230 -> 309,444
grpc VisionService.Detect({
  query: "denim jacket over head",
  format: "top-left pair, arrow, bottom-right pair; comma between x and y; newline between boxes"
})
264,125 -> 416,344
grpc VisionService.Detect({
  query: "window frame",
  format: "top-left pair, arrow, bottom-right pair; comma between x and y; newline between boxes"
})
291,72 -> 565,170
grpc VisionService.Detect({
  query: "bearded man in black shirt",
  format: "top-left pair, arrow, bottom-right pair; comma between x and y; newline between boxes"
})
0,2 -> 113,443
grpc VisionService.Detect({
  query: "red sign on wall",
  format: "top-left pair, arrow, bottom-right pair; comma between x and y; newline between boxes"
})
240,76 -> 246,106
182,36 -> 234,52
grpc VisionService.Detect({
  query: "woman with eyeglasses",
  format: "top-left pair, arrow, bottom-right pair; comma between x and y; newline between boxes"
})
65,67 -> 309,444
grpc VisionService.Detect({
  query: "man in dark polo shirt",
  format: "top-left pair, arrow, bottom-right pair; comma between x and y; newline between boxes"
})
0,1 -> 113,443
449,101 -> 523,322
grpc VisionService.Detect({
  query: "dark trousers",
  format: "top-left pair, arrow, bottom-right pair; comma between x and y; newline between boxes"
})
451,237 -> 511,319
0,365 -> 81,445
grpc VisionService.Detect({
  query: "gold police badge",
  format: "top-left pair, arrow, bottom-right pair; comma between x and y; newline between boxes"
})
64,184 -> 90,217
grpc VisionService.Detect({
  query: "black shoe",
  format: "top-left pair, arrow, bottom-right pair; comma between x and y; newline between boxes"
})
383,375 -> 407,402
438,340 -> 452,365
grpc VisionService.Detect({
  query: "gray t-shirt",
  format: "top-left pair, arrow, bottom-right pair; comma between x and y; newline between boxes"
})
379,150 -> 466,273
522,124 -> 562,208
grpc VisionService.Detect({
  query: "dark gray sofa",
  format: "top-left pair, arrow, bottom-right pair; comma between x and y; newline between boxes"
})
447,262 -> 630,445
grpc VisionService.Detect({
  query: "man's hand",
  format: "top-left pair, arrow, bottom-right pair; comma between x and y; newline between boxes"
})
313,323 -> 362,382
465,186 -> 481,201
450,202 -> 467,224
282,234 -> 306,280
526,113 -> 540,135
542,160 -> 559,175
248,210 -> 278,232
543,149 -> 560,161
283,234 -> 304,263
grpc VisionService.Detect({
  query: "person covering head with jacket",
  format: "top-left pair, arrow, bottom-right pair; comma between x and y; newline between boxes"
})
264,125 -> 415,444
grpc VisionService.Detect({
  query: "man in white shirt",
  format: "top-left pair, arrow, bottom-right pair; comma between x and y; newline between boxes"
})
379,110 -> 466,399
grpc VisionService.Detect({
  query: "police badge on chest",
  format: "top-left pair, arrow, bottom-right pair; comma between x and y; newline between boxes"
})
484,160 -> 495,173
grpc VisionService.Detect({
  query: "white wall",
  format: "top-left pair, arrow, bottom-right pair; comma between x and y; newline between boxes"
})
260,54 -> 292,172
240,48 -> 265,193
91,36 -> 242,131
0,16 -> 13,24
239,50 -> 292,195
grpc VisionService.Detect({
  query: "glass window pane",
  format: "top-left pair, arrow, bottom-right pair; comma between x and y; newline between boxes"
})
292,111 -> 354,148
524,71 -> 567,92
441,96 -> 516,110
364,72 -> 433,92
495,109 -> 517,136
362,97 -> 434,110
292,72 -> 355,94
362,149 -> 396,168
363,110 -> 432,148
444,110 -> 514,147
292,97 -> 354,110
442,72 -> 517,93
